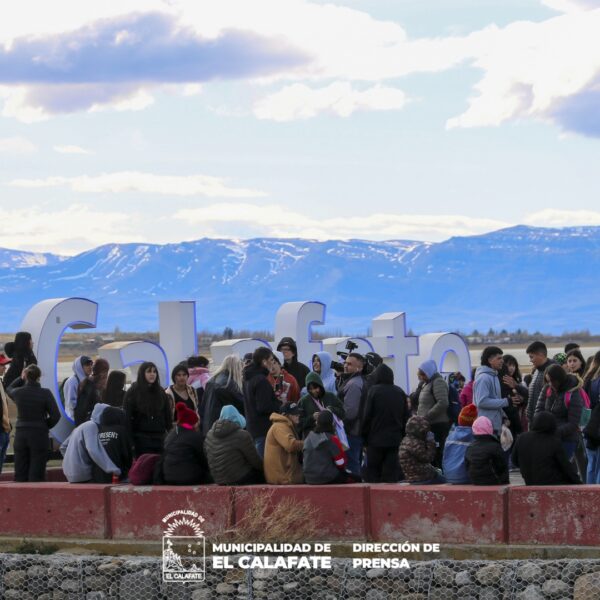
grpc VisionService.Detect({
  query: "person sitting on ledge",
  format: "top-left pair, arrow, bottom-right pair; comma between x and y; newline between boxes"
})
511,411 -> 581,486
204,405 -> 264,485
398,415 -> 446,485
464,416 -> 509,485
442,403 -> 477,484
264,402 -> 304,484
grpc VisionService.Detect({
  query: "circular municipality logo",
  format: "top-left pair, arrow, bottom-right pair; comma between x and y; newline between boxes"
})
162,510 -> 206,582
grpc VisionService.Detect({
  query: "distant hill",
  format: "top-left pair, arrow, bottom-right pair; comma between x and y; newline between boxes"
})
0,225 -> 598,334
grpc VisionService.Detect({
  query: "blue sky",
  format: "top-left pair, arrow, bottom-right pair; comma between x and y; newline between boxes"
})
0,0 -> 599,255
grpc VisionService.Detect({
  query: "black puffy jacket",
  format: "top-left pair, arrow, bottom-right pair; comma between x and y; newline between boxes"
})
242,365 -> 281,439
464,434 -> 509,485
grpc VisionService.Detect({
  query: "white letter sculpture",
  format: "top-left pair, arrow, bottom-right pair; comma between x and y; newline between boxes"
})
369,312 -> 419,393
274,301 -> 325,366
158,301 -> 198,370
99,341 -> 168,386
20,297 -> 98,443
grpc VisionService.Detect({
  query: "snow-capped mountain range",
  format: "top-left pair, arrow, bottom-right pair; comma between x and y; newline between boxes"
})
0,225 -> 598,334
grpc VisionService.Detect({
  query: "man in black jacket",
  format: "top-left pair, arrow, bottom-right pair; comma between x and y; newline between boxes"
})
243,347 -> 281,458
361,363 -> 408,482
526,341 -> 555,424
276,337 -> 310,390
91,407 -> 133,483
512,411 -> 581,485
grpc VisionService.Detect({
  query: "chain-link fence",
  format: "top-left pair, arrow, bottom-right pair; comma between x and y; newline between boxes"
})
2,554 -> 600,599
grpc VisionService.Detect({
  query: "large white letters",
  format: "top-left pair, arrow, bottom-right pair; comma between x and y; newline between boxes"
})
20,297 -> 98,442
274,301 -> 325,366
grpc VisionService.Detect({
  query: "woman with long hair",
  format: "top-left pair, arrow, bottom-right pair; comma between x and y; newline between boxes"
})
566,349 -> 586,380
123,362 -> 172,457
201,355 -> 245,436
9,365 -> 60,481
102,371 -> 127,408
3,332 -> 37,388
499,354 -> 529,436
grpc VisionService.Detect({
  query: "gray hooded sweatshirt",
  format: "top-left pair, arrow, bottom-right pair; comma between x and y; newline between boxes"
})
63,356 -> 90,420
60,403 -> 120,482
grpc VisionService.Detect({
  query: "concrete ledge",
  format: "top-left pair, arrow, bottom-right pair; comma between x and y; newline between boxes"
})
508,486 -> 600,546
232,484 -> 370,540
369,484 -> 508,544
0,467 -> 67,483
109,485 -> 233,540
0,483 -> 110,539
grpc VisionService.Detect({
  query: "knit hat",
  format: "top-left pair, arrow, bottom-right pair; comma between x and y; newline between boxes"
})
472,416 -> 493,436
419,359 -> 438,380
458,403 -> 478,427
175,402 -> 199,427
0,353 -> 11,365
220,404 -> 246,429
552,352 -> 567,366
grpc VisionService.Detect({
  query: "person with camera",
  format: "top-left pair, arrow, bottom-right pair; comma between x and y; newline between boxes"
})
338,352 -> 366,476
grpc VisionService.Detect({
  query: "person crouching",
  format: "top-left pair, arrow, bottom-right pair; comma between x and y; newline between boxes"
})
464,416 -> 509,485
264,402 -> 304,484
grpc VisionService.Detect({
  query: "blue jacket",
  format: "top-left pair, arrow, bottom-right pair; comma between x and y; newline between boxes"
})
474,366 -> 508,434
311,352 -> 337,394
61,403 -> 120,482
442,425 -> 474,484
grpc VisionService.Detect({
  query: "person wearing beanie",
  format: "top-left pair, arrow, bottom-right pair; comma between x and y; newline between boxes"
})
264,402 -> 304,484
91,407 -> 133,483
276,337 -> 310,391
204,405 -> 264,485
512,411 -> 581,485
474,346 -> 510,436
303,411 -> 354,484
159,402 -> 209,485
415,359 -> 450,468
298,372 -> 345,439
464,416 -> 509,485
398,415 -> 446,484
361,363 -> 408,483
442,404 -> 477,484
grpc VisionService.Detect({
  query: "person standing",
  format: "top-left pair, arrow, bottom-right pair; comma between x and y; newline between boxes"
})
298,372 -> 345,439
474,346 -> 510,436
525,341 -> 554,425
415,359 -> 449,467
361,363 -> 408,483
268,353 -> 300,404
310,352 -> 337,394
2,332 -> 37,388
102,371 -> 127,408
243,347 -> 281,457
165,363 -> 199,414
338,353 -> 366,476
0,354 -> 13,474
63,356 -> 93,421
123,362 -> 173,457
276,337 -> 310,390
9,365 -> 60,482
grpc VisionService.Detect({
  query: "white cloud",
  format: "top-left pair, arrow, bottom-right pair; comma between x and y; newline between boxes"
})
8,171 -> 267,198
0,203 -> 142,254
524,208 -> 600,227
541,0 -> 600,13
253,81 -> 408,121
174,203 -> 510,241
53,144 -> 91,155
0,135 -> 37,154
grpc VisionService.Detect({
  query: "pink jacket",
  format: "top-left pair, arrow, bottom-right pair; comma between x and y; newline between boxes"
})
460,380 -> 474,407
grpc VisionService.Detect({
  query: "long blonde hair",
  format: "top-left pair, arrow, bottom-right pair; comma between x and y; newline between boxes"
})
210,354 -> 243,391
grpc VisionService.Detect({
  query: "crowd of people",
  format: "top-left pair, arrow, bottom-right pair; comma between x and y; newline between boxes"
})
1,331 -> 600,488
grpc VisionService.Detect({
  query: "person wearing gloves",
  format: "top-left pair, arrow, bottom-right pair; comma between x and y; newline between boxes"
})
474,346 -> 510,436
61,403 -> 121,483
62,356 -> 93,421
442,403 -> 477,484
204,405 -> 264,485
303,411 -> 351,484
464,416 -> 509,485
264,402 -> 304,484
415,359 -> 449,467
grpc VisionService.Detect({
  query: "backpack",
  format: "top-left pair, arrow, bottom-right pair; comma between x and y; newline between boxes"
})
58,377 -> 69,411
129,453 -> 161,485
546,387 -> 591,428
